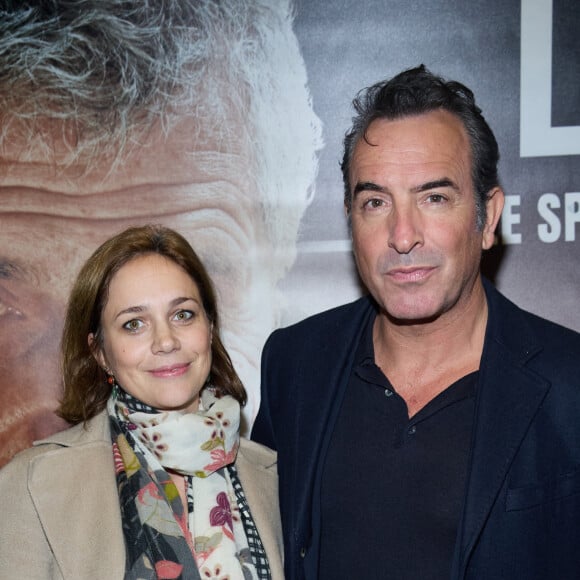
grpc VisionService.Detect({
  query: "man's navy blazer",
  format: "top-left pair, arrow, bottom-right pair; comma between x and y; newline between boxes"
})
252,279 -> 580,579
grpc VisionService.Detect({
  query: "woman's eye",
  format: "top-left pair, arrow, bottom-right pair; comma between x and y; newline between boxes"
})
174,310 -> 194,322
123,319 -> 143,331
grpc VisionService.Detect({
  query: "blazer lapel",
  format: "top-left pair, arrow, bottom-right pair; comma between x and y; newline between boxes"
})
452,284 -> 552,577
264,295 -> 376,559
28,418 -> 125,579
301,298 -> 376,574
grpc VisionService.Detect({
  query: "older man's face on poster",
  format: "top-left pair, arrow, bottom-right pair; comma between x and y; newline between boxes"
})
0,0 -> 322,465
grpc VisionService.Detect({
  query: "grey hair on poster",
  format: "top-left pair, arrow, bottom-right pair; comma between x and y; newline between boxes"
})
0,0 -> 323,275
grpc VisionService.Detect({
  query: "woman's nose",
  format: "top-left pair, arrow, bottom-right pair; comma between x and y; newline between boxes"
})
152,323 -> 180,354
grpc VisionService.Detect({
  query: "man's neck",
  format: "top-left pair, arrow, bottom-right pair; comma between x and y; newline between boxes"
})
373,279 -> 488,417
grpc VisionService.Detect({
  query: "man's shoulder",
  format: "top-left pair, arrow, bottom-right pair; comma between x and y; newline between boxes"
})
518,308 -> 580,368
487,281 -> 580,364
521,307 -> 580,342
260,295 -> 374,365
489,282 -> 579,336
273,295 -> 374,339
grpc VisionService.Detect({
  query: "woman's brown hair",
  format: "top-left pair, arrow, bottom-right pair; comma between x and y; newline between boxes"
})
59,224 -> 246,424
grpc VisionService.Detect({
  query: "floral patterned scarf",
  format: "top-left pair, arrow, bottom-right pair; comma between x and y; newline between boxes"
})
108,386 -> 260,580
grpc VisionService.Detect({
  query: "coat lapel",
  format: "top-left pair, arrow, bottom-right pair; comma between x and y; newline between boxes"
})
28,415 -> 125,579
452,283 -> 552,577
236,439 -> 284,580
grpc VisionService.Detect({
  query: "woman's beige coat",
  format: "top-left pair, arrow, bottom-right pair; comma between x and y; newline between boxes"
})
0,411 -> 283,579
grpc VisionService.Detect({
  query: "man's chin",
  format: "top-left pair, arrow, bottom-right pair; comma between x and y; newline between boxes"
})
0,407 -> 69,468
383,302 -> 446,326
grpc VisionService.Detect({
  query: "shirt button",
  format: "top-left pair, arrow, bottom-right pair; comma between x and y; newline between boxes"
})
384,389 -> 393,397
408,425 -> 417,435
300,547 -> 307,558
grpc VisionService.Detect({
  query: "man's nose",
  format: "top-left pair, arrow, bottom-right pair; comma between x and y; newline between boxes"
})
387,205 -> 423,254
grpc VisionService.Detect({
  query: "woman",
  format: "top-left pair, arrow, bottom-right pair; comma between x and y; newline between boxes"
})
0,225 -> 283,579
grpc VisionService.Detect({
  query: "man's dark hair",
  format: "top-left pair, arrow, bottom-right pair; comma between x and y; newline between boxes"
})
341,65 -> 500,228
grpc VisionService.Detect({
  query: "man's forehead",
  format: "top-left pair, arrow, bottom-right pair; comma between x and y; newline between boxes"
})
362,110 -> 468,143
352,112 -> 470,169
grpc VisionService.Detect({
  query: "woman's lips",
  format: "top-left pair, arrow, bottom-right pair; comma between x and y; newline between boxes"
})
148,363 -> 191,378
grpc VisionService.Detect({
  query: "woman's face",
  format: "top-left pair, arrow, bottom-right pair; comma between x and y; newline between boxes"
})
91,253 -> 212,412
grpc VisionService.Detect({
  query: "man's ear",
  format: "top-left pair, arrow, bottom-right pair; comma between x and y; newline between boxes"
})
482,187 -> 505,250
88,333 -> 107,370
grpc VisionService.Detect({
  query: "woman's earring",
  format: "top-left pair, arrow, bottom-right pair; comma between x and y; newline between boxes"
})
105,368 -> 118,398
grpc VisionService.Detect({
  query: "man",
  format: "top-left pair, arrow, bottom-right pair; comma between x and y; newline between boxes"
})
0,0 -> 322,466
252,65 -> 580,579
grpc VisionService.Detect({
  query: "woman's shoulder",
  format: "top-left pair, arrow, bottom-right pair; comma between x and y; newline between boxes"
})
0,412 -> 110,483
0,442 -> 56,483
237,437 -> 277,470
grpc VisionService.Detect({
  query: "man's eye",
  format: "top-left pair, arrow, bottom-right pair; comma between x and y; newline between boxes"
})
123,319 -> 143,331
363,198 -> 384,209
427,193 -> 446,203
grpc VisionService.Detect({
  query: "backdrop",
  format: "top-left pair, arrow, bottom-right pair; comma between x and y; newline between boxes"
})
0,0 -> 578,467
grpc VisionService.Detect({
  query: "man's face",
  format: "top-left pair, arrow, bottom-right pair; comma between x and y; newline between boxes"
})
349,110 -> 499,325
0,116 -> 275,466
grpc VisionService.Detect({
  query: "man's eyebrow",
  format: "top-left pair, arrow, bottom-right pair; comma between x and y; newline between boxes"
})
410,178 -> 458,193
352,178 -> 459,199
352,181 -> 387,198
